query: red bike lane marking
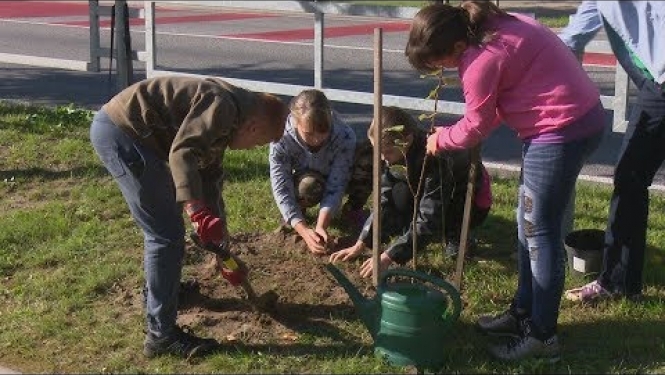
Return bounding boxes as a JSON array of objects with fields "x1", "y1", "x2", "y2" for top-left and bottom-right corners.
[
  {"x1": 229, "y1": 22, "x2": 616, "y2": 67},
  {"x1": 0, "y1": 1, "x2": 89, "y2": 17},
  {"x1": 583, "y1": 52, "x2": 616, "y2": 67},
  {"x1": 1, "y1": 1, "x2": 617, "y2": 67},
  {"x1": 0, "y1": 0, "x2": 182, "y2": 20},
  {"x1": 225, "y1": 21, "x2": 411, "y2": 41}
]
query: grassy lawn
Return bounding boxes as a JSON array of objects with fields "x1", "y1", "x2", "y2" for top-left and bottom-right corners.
[{"x1": 1, "y1": 102, "x2": 664, "y2": 374}]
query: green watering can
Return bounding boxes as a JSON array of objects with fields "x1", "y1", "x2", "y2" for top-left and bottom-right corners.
[{"x1": 325, "y1": 264, "x2": 462, "y2": 372}]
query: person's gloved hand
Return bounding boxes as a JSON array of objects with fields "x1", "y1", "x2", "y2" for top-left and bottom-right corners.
[
  {"x1": 185, "y1": 200, "x2": 224, "y2": 245},
  {"x1": 217, "y1": 253, "x2": 248, "y2": 286}
]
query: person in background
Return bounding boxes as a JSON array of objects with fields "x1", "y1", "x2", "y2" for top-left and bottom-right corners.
[
  {"x1": 559, "y1": 1, "x2": 665, "y2": 303},
  {"x1": 558, "y1": 0, "x2": 602, "y2": 63},
  {"x1": 269, "y1": 89, "x2": 372, "y2": 256},
  {"x1": 404, "y1": 1, "x2": 605, "y2": 362},
  {"x1": 329, "y1": 106, "x2": 492, "y2": 277},
  {"x1": 90, "y1": 76, "x2": 288, "y2": 359}
]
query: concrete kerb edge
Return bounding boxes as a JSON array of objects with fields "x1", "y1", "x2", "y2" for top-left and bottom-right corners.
[
  {"x1": 484, "y1": 161, "x2": 665, "y2": 192},
  {"x1": 0, "y1": 365, "x2": 20, "y2": 375}
]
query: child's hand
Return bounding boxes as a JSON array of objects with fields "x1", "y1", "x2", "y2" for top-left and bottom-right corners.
[
  {"x1": 294, "y1": 221, "x2": 327, "y2": 256},
  {"x1": 314, "y1": 227, "x2": 329, "y2": 246},
  {"x1": 302, "y1": 228, "x2": 328, "y2": 256},
  {"x1": 359, "y1": 252, "x2": 393, "y2": 278},
  {"x1": 426, "y1": 128, "x2": 442, "y2": 155},
  {"x1": 329, "y1": 241, "x2": 365, "y2": 263}
]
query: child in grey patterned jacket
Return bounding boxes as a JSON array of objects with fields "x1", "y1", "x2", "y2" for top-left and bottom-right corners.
[{"x1": 269, "y1": 89, "x2": 372, "y2": 256}]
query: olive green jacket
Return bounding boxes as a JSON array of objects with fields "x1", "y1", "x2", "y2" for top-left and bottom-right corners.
[{"x1": 103, "y1": 76, "x2": 258, "y2": 209}]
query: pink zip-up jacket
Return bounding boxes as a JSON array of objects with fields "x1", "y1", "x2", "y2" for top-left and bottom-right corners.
[{"x1": 437, "y1": 13, "x2": 601, "y2": 150}]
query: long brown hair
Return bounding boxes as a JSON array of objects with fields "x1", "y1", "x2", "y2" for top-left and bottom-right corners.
[
  {"x1": 405, "y1": 0, "x2": 511, "y2": 73},
  {"x1": 367, "y1": 106, "x2": 423, "y2": 146}
]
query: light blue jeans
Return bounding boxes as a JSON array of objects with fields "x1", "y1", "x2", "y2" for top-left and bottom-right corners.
[
  {"x1": 90, "y1": 109, "x2": 185, "y2": 338},
  {"x1": 514, "y1": 129, "x2": 604, "y2": 337}
]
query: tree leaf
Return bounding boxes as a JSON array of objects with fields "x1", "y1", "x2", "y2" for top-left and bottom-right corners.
[{"x1": 384, "y1": 125, "x2": 404, "y2": 134}]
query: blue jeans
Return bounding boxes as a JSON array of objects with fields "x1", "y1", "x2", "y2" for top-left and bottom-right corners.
[
  {"x1": 514, "y1": 129, "x2": 604, "y2": 336},
  {"x1": 600, "y1": 79, "x2": 665, "y2": 297},
  {"x1": 90, "y1": 109, "x2": 185, "y2": 338}
]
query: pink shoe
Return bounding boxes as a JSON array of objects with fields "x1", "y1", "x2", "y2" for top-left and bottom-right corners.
[{"x1": 564, "y1": 280, "x2": 614, "y2": 302}]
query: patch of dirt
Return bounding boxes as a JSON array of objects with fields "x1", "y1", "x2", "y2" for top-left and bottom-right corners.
[{"x1": 176, "y1": 231, "x2": 377, "y2": 347}]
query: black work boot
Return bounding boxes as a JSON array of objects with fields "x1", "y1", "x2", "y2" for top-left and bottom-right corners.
[
  {"x1": 144, "y1": 326, "x2": 218, "y2": 360},
  {"x1": 476, "y1": 303, "x2": 528, "y2": 338}
]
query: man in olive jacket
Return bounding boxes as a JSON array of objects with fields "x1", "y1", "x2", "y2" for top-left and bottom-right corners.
[{"x1": 90, "y1": 76, "x2": 288, "y2": 359}]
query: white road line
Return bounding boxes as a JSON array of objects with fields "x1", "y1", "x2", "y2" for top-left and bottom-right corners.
[
  {"x1": 1, "y1": 18, "x2": 618, "y2": 62},
  {"x1": 1, "y1": 14, "x2": 618, "y2": 62},
  {"x1": 0, "y1": 18, "x2": 410, "y2": 54}
]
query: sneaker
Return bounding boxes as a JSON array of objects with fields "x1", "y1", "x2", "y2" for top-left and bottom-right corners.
[
  {"x1": 488, "y1": 323, "x2": 560, "y2": 363},
  {"x1": 445, "y1": 238, "x2": 476, "y2": 258},
  {"x1": 144, "y1": 326, "x2": 218, "y2": 360},
  {"x1": 476, "y1": 306, "x2": 527, "y2": 338},
  {"x1": 445, "y1": 241, "x2": 460, "y2": 258},
  {"x1": 564, "y1": 280, "x2": 614, "y2": 302}
]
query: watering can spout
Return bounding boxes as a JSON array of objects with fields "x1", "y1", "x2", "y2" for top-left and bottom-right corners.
[{"x1": 325, "y1": 263, "x2": 378, "y2": 336}]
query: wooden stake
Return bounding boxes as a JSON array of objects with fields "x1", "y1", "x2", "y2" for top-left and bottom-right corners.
[
  {"x1": 453, "y1": 144, "x2": 481, "y2": 290},
  {"x1": 372, "y1": 28, "x2": 383, "y2": 287}
]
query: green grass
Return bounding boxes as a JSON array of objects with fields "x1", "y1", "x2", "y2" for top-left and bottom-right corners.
[{"x1": 1, "y1": 101, "x2": 664, "y2": 373}]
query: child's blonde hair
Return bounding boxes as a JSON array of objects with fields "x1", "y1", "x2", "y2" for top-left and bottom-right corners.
[
  {"x1": 367, "y1": 106, "x2": 423, "y2": 146},
  {"x1": 289, "y1": 89, "x2": 332, "y2": 133}
]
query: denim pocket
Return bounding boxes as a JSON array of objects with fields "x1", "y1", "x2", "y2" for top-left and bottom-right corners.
[
  {"x1": 123, "y1": 145, "x2": 146, "y2": 179},
  {"x1": 97, "y1": 148, "x2": 127, "y2": 178},
  {"x1": 126, "y1": 153, "x2": 145, "y2": 178},
  {"x1": 97, "y1": 145, "x2": 145, "y2": 179}
]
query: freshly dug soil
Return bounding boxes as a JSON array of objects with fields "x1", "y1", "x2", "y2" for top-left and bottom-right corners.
[{"x1": 176, "y1": 231, "x2": 378, "y2": 346}]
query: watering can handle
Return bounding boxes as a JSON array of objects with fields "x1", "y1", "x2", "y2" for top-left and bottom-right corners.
[{"x1": 381, "y1": 268, "x2": 462, "y2": 322}]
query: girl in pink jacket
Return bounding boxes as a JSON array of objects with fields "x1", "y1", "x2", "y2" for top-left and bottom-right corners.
[{"x1": 405, "y1": 1, "x2": 605, "y2": 362}]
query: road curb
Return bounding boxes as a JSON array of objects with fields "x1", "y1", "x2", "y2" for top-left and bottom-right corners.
[{"x1": 0, "y1": 365, "x2": 20, "y2": 374}]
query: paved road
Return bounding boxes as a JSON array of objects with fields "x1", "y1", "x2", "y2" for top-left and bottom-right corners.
[{"x1": 0, "y1": 0, "x2": 663, "y2": 190}]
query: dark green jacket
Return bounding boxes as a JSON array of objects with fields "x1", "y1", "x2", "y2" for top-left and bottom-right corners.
[{"x1": 358, "y1": 132, "x2": 486, "y2": 265}]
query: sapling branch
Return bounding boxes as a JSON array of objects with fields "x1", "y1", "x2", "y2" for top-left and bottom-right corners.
[{"x1": 409, "y1": 69, "x2": 446, "y2": 270}]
